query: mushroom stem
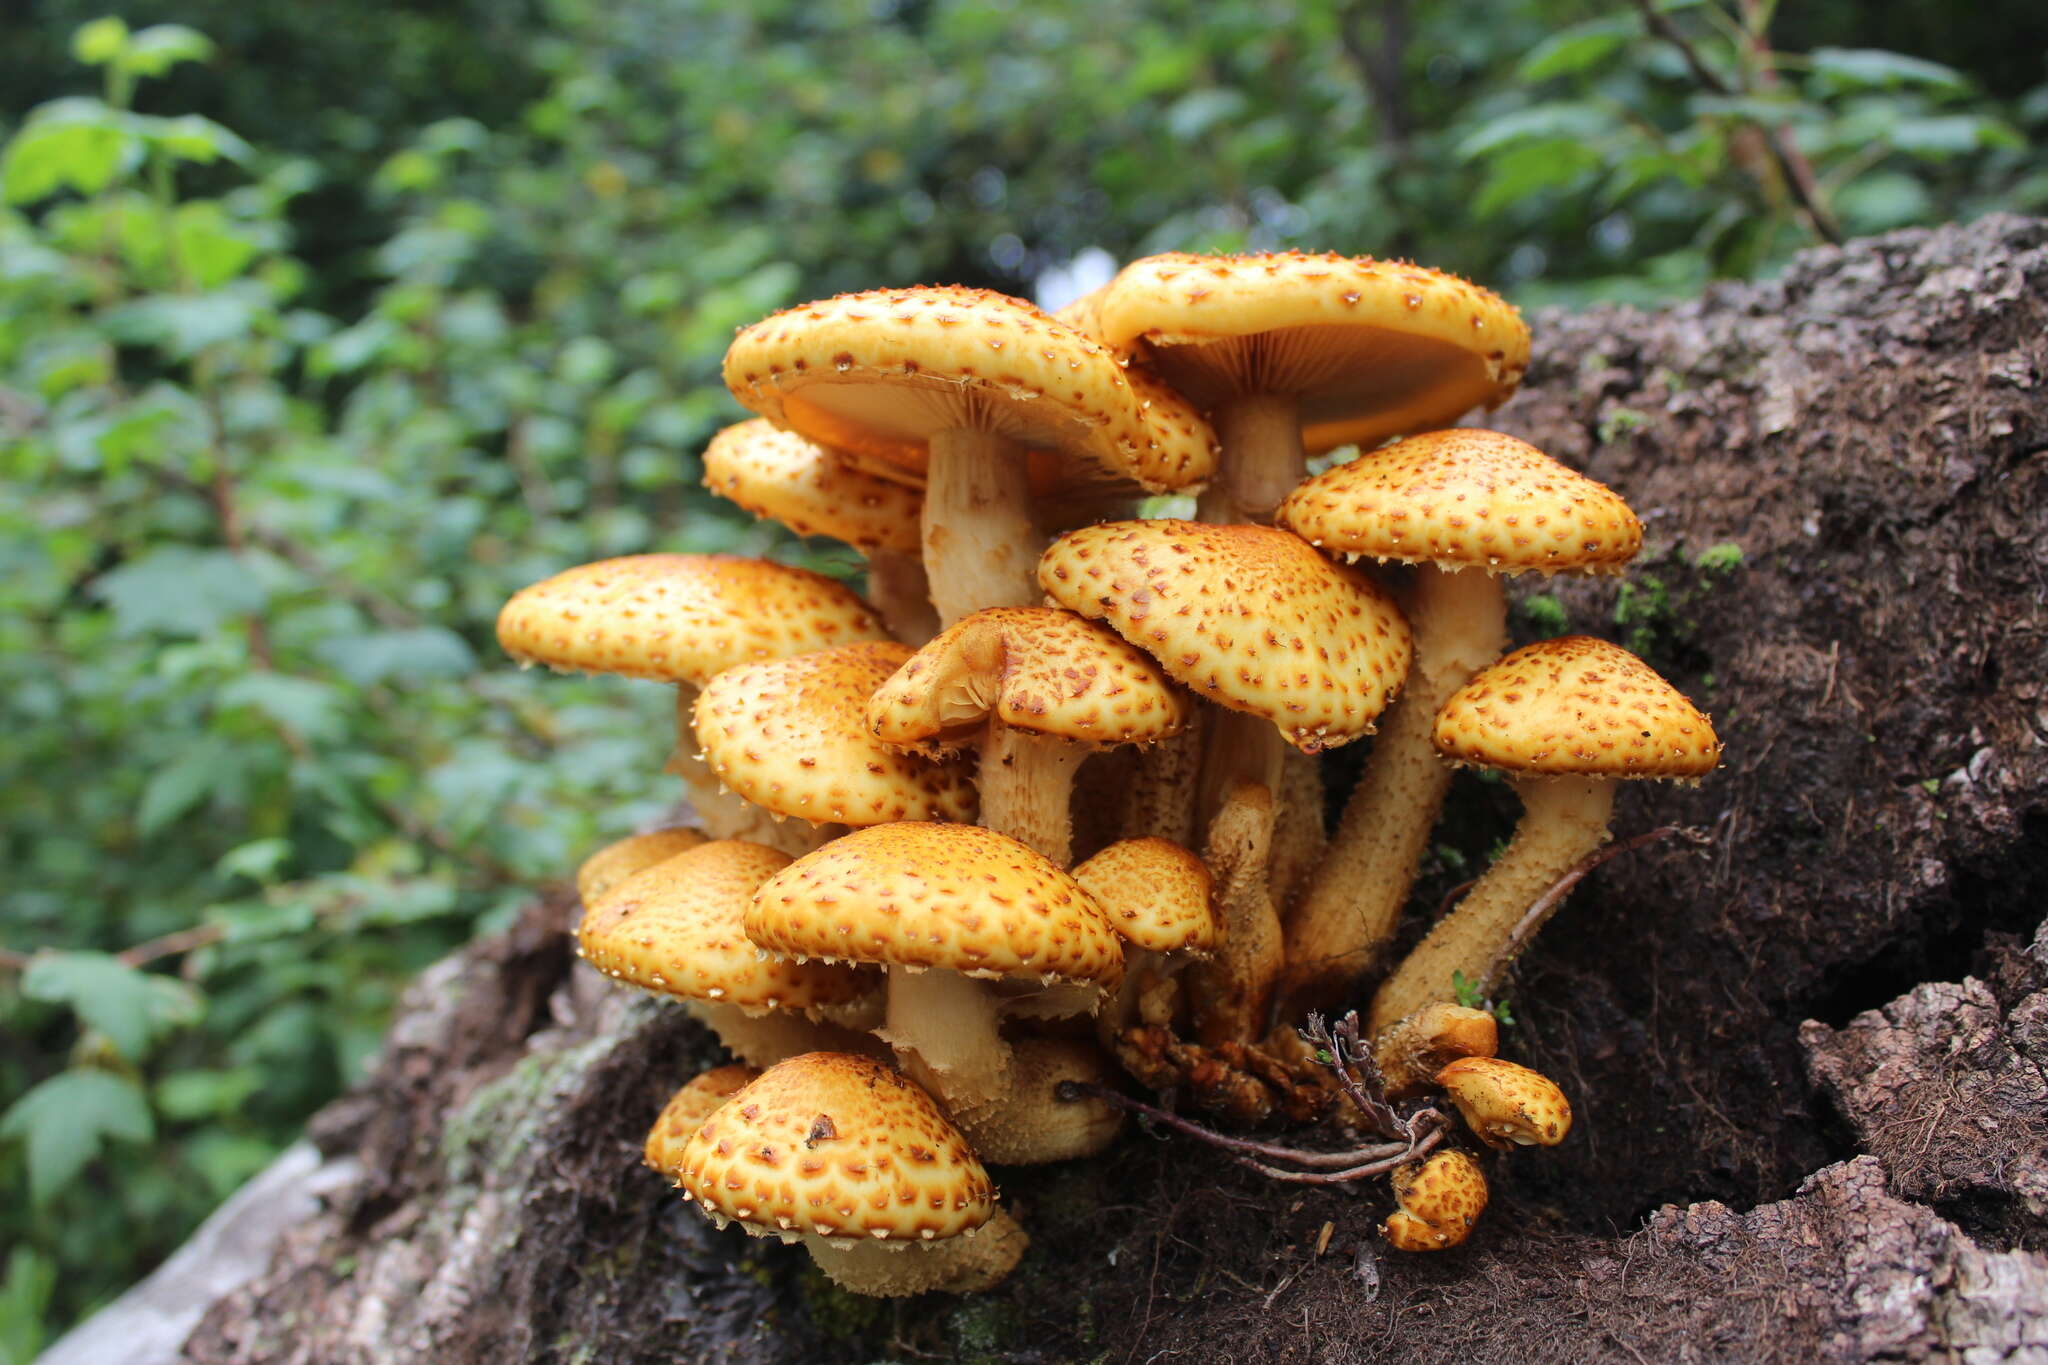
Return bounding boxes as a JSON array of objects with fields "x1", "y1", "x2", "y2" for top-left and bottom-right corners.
[
  {"x1": 977, "y1": 721, "x2": 1089, "y2": 865},
  {"x1": 953, "y1": 1037, "x2": 1124, "y2": 1165},
  {"x1": 665, "y1": 688, "x2": 836, "y2": 856},
  {"x1": 1268, "y1": 749, "x2": 1327, "y2": 914},
  {"x1": 1196, "y1": 707, "x2": 1286, "y2": 834},
  {"x1": 1281, "y1": 565, "x2": 1507, "y2": 1015},
  {"x1": 1188, "y1": 780, "x2": 1285, "y2": 1045},
  {"x1": 1116, "y1": 715, "x2": 1205, "y2": 845},
  {"x1": 1369, "y1": 775, "x2": 1615, "y2": 1036},
  {"x1": 923, "y1": 429, "x2": 1038, "y2": 626},
  {"x1": 1196, "y1": 392, "x2": 1304, "y2": 525},
  {"x1": 801, "y1": 1208, "x2": 1029, "y2": 1297},
  {"x1": 863, "y1": 548, "x2": 940, "y2": 646},
  {"x1": 880, "y1": 965, "x2": 1011, "y2": 1112},
  {"x1": 689, "y1": 1001, "x2": 888, "y2": 1069}
]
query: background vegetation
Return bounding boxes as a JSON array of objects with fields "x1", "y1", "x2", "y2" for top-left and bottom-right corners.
[{"x1": 1, "y1": 0, "x2": 2041, "y2": 1353}]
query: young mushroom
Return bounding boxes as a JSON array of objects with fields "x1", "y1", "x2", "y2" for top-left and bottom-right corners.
[
  {"x1": 724, "y1": 287, "x2": 1216, "y2": 626},
  {"x1": 1369, "y1": 636, "x2": 1722, "y2": 1035},
  {"x1": 675, "y1": 1051, "x2": 1029, "y2": 1296},
  {"x1": 694, "y1": 641, "x2": 976, "y2": 835},
  {"x1": 1037, "y1": 518, "x2": 1411, "y2": 859},
  {"x1": 1382, "y1": 1149, "x2": 1489, "y2": 1252},
  {"x1": 644, "y1": 1065, "x2": 761, "y2": 1179},
  {"x1": 1070, "y1": 835, "x2": 1218, "y2": 1046},
  {"x1": 865, "y1": 606, "x2": 1195, "y2": 866},
  {"x1": 496, "y1": 553, "x2": 891, "y2": 854},
  {"x1": 745, "y1": 822, "x2": 1126, "y2": 1164},
  {"x1": 578, "y1": 839, "x2": 883, "y2": 1066},
  {"x1": 1436, "y1": 1056, "x2": 1573, "y2": 1149},
  {"x1": 701, "y1": 418, "x2": 938, "y2": 644},
  {"x1": 576, "y1": 826, "x2": 707, "y2": 906},
  {"x1": 1063, "y1": 252, "x2": 1529, "y2": 524},
  {"x1": 1275, "y1": 429, "x2": 1643, "y2": 1017}
]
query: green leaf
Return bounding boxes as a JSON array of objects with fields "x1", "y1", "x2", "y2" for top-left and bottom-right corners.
[
  {"x1": 216, "y1": 837, "x2": 292, "y2": 885},
  {"x1": 1835, "y1": 170, "x2": 1934, "y2": 232},
  {"x1": 136, "y1": 114, "x2": 252, "y2": 166},
  {"x1": 71, "y1": 17, "x2": 130, "y2": 67},
  {"x1": 0, "y1": 1247, "x2": 57, "y2": 1364},
  {"x1": 1886, "y1": 115, "x2": 2026, "y2": 157},
  {"x1": 154, "y1": 1068, "x2": 261, "y2": 1122},
  {"x1": 1, "y1": 1071, "x2": 155, "y2": 1205},
  {"x1": 137, "y1": 738, "x2": 230, "y2": 835},
  {"x1": 92, "y1": 546, "x2": 268, "y2": 637},
  {"x1": 1458, "y1": 102, "x2": 1608, "y2": 160},
  {"x1": 119, "y1": 25, "x2": 216, "y2": 79},
  {"x1": 1473, "y1": 139, "x2": 1601, "y2": 217},
  {"x1": 1, "y1": 114, "x2": 139, "y2": 204},
  {"x1": 218, "y1": 673, "x2": 346, "y2": 745},
  {"x1": 1810, "y1": 47, "x2": 1970, "y2": 97},
  {"x1": 21, "y1": 952, "x2": 203, "y2": 1061},
  {"x1": 101, "y1": 292, "x2": 259, "y2": 357},
  {"x1": 1517, "y1": 21, "x2": 1631, "y2": 82}
]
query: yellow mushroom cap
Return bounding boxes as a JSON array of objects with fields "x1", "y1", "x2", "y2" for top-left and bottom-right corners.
[
  {"x1": 1037, "y1": 519, "x2": 1413, "y2": 753},
  {"x1": 866, "y1": 607, "x2": 1195, "y2": 753},
  {"x1": 575, "y1": 827, "x2": 707, "y2": 906},
  {"x1": 1070, "y1": 837, "x2": 1217, "y2": 954},
  {"x1": 1276, "y1": 429, "x2": 1643, "y2": 576},
  {"x1": 496, "y1": 554, "x2": 889, "y2": 684},
  {"x1": 702, "y1": 418, "x2": 924, "y2": 556},
  {"x1": 578, "y1": 840, "x2": 874, "y2": 1013},
  {"x1": 723, "y1": 286, "x2": 1217, "y2": 496},
  {"x1": 1432, "y1": 636, "x2": 1722, "y2": 780},
  {"x1": 1436, "y1": 1056, "x2": 1574, "y2": 1149},
  {"x1": 644, "y1": 1065, "x2": 761, "y2": 1179},
  {"x1": 747, "y1": 822, "x2": 1124, "y2": 986},
  {"x1": 1076, "y1": 251, "x2": 1530, "y2": 454},
  {"x1": 1383, "y1": 1149, "x2": 1489, "y2": 1251},
  {"x1": 695, "y1": 642, "x2": 977, "y2": 827},
  {"x1": 677, "y1": 1051, "x2": 996, "y2": 1242}
]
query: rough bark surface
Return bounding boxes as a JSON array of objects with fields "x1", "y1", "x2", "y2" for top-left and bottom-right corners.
[{"x1": 149, "y1": 215, "x2": 2048, "y2": 1364}]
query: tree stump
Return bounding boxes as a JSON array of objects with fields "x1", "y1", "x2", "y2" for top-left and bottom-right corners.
[{"x1": 64, "y1": 214, "x2": 2048, "y2": 1365}]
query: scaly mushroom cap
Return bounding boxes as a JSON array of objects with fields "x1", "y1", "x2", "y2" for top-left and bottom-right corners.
[
  {"x1": 695, "y1": 642, "x2": 977, "y2": 827},
  {"x1": 578, "y1": 840, "x2": 874, "y2": 1013},
  {"x1": 722, "y1": 286, "x2": 1217, "y2": 496},
  {"x1": 1433, "y1": 636, "x2": 1722, "y2": 779},
  {"x1": 1038, "y1": 520, "x2": 1412, "y2": 753},
  {"x1": 702, "y1": 419, "x2": 924, "y2": 555},
  {"x1": 1436, "y1": 1056, "x2": 1574, "y2": 1149},
  {"x1": 747, "y1": 822, "x2": 1123, "y2": 986},
  {"x1": 1276, "y1": 429, "x2": 1643, "y2": 576},
  {"x1": 644, "y1": 1065, "x2": 761, "y2": 1179},
  {"x1": 1383, "y1": 1149, "x2": 1489, "y2": 1251},
  {"x1": 1076, "y1": 252, "x2": 1529, "y2": 453},
  {"x1": 575, "y1": 827, "x2": 707, "y2": 906},
  {"x1": 1070, "y1": 837, "x2": 1217, "y2": 954},
  {"x1": 677, "y1": 1052, "x2": 995, "y2": 1242},
  {"x1": 866, "y1": 607, "x2": 1194, "y2": 754},
  {"x1": 497, "y1": 553, "x2": 889, "y2": 684}
]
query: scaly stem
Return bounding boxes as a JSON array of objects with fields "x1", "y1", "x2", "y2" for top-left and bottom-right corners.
[
  {"x1": 1281, "y1": 565, "x2": 1506, "y2": 1016},
  {"x1": 1195, "y1": 392, "x2": 1305, "y2": 525},
  {"x1": 922, "y1": 430, "x2": 1037, "y2": 626},
  {"x1": 1369, "y1": 775, "x2": 1614, "y2": 1035},
  {"x1": 976, "y1": 721, "x2": 1088, "y2": 866}
]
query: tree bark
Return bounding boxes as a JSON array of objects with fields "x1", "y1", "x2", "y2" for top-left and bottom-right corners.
[{"x1": 126, "y1": 214, "x2": 2048, "y2": 1364}]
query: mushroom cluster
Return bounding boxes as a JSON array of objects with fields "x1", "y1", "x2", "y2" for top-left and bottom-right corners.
[{"x1": 495, "y1": 254, "x2": 1721, "y2": 1289}]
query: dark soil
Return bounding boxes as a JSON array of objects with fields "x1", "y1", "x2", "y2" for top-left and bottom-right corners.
[{"x1": 183, "y1": 215, "x2": 2048, "y2": 1365}]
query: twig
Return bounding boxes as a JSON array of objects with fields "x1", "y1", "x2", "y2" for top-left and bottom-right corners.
[
  {"x1": 118, "y1": 923, "x2": 226, "y2": 968},
  {"x1": 1481, "y1": 824, "x2": 1709, "y2": 987},
  {"x1": 1056, "y1": 1082, "x2": 1408, "y2": 1168},
  {"x1": 1627, "y1": 0, "x2": 1842, "y2": 244}
]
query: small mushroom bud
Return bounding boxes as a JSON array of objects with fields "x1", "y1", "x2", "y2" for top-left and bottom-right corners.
[
  {"x1": 1372, "y1": 1003, "x2": 1499, "y2": 1098},
  {"x1": 1436, "y1": 1056, "x2": 1572, "y2": 1149},
  {"x1": 1382, "y1": 1149, "x2": 1488, "y2": 1252},
  {"x1": 644, "y1": 1065, "x2": 760, "y2": 1179}
]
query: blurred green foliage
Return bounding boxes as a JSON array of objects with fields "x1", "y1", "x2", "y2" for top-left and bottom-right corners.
[{"x1": 0, "y1": 1, "x2": 2040, "y2": 1352}]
